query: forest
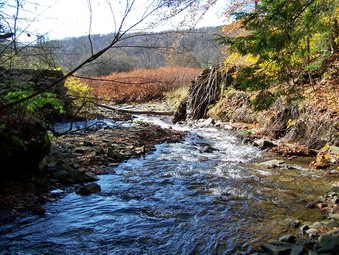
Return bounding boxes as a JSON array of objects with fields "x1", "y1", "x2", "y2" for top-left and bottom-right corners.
[{"x1": 0, "y1": 0, "x2": 338, "y2": 254}]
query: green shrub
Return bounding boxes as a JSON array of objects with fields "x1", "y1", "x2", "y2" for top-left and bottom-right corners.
[{"x1": 5, "y1": 82, "x2": 65, "y2": 120}]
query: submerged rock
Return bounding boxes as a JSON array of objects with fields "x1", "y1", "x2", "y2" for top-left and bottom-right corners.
[
  {"x1": 259, "y1": 160, "x2": 286, "y2": 169},
  {"x1": 261, "y1": 240, "x2": 295, "y2": 254},
  {"x1": 75, "y1": 183, "x2": 101, "y2": 195},
  {"x1": 199, "y1": 145, "x2": 218, "y2": 153},
  {"x1": 33, "y1": 206, "x2": 46, "y2": 216},
  {"x1": 84, "y1": 172, "x2": 99, "y2": 182}
]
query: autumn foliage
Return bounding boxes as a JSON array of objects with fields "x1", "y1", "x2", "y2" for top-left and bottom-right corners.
[{"x1": 81, "y1": 66, "x2": 200, "y2": 103}]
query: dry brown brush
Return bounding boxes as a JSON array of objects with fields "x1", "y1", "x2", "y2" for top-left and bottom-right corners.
[{"x1": 81, "y1": 66, "x2": 200, "y2": 103}]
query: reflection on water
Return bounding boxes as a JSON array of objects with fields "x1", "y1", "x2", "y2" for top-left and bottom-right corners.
[
  {"x1": 52, "y1": 119, "x2": 131, "y2": 133},
  {"x1": 0, "y1": 117, "x2": 332, "y2": 254}
]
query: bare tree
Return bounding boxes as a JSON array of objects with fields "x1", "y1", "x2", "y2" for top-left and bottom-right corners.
[{"x1": 0, "y1": 0, "x2": 220, "y2": 111}]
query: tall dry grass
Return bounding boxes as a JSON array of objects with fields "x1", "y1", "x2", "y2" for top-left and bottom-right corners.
[{"x1": 82, "y1": 66, "x2": 200, "y2": 103}]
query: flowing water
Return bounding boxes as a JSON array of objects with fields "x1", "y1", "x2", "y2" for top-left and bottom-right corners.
[{"x1": 0, "y1": 116, "x2": 334, "y2": 254}]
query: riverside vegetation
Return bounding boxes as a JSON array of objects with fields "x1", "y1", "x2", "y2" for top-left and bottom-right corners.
[
  {"x1": 0, "y1": 0, "x2": 338, "y2": 254},
  {"x1": 0, "y1": 59, "x2": 338, "y2": 253}
]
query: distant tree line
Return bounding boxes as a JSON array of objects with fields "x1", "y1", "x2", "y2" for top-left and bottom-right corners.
[{"x1": 49, "y1": 27, "x2": 224, "y2": 76}]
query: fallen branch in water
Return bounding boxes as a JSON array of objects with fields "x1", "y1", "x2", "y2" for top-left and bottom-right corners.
[{"x1": 96, "y1": 103, "x2": 174, "y2": 116}]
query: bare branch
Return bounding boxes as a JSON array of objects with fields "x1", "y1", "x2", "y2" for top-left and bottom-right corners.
[
  {"x1": 13, "y1": 0, "x2": 21, "y2": 53},
  {"x1": 87, "y1": 0, "x2": 94, "y2": 56},
  {"x1": 0, "y1": 0, "x2": 212, "y2": 110},
  {"x1": 73, "y1": 74, "x2": 162, "y2": 85},
  {"x1": 0, "y1": 32, "x2": 13, "y2": 39},
  {"x1": 0, "y1": 1, "x2": 164, "y2": 110}
]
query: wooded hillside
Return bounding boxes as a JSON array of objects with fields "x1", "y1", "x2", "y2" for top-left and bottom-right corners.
[{"x1": 45, "y1": 27, "x2": 223, "y2": 76}]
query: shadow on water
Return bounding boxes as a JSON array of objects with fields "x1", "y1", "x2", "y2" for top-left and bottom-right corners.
[{"x1": 0, "y1": 117, "x2": 333, "y2": 254}]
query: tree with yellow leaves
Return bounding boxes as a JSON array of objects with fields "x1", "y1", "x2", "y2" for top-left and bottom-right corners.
[{"x1": 216, "y1": 0, "x2": 338, "y2": 109}]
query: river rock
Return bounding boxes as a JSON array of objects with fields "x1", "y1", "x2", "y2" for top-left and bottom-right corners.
[
  {"x1": 38, "y1": 158, "x2": 48, "y2": 172},
  {"x1": 285, "y1": 219, "x2": 301, "y2": 228},
  {"x1": 279, "y1": 234, "x2": 296, "y2": 243},
  {"x1": 299, "y1": 225, "x2": 309, "y2": 233},
  {"x1": 199, "y1": 145, "x2": 218, "y2": 153},
  {"x1": 254, "y1": 139, "x2": 276, "y2": 150},
  {"x1": 290, "y1": 245, "x2": 305, "y2": 255},
  {"x1": 71, "y1": 163, "x2": 80, "y2": 169},
  {"x1": 295, "y1": 239, "x2": 316, "y2": 249},
  {"x1": 123, "y1": 149, "x2": 135, "y2": 157},
  {"x1": 54, "y1": 170, "x2": 69, "y2": 179},
  {"x1": 50, "y1": 189, "x2": 64, "y2": 196},
  {"x1": 75, "y1": 183, "x2": 101, "y2": 195},
  {"x1": 93, "y1": 146, "x2": 104, "y2": 154},
  {"x1": 324, "y1": 187, "x2": 339, "y2": 201},
  {"x1": 329, "y1": 187, "x2": 339, "y2": 193},
  {"x1": 261, "y1": 241, "x2": 296, "y2": 254},
  {"x1": 328, "y1": 146, "x2": 339, "y2": 156},
  {"x1": 33, "y1": 206, "x2": 46, "y2": 216},
  {"x1": 74, "y1": 146, "x2": 89, "y2": 153},
  {"x1": 84, "y1": 172, "x2": 99, "y2": 182},
  {"x1": 135, "y1": 146, "x2": 146, "y2": 154},
  {"x1": 306, "y1": 228, "x2": 319, "y2": 238},
  {"x1": 107, "y1": 147, "x2": 126, "y2": 160},
  {"x1": 242, "y1": 137, "x2": 254, "y2": 145},
  {"x1": 68, "y1": 168, "x2": 85, "y2": 183},
  {"x1": 196, "y1": 118, "x2": 215, "y2": 127},
  {"x1": 198, "y1": 156, "x2": 209, "y2": 162},
  {"x1": 328, "y1": 213, "x2": 339, "y2": 221},
  {"x1": 315, "y1": 230, "x2": 339, "y2": 253},
  {"x1": 325, "y1": 220, "x2": 339, "y2": 228},
  {"x1": 310, "y1": 222, "x2": 324, "y2": 229},
  {"x1": 259, "y1": 160, "x2": 286, "y2": 168},
  {"x1": 60, "y1": 164, "x2": 74, "y2": 172}
]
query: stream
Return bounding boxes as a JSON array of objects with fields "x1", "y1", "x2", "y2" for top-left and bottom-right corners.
[{"x1": 0, "y1": 116, "x2": 333, "y2": 254}]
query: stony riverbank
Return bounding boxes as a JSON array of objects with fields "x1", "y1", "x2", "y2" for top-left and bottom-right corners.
[
  {"x1": 257, "y1": 187, "x2": 339, "y2": 254},
  {"x1": 0, "y1": 115, "x2": 185, "y2": 223},
  {"x1": 1, "y1": 103, "x2": 338, "y2": 254}
]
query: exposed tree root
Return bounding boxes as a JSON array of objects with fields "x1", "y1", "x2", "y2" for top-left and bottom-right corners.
[{"x1": 172, "y1": 66, "x2": 233, "y2": 123}]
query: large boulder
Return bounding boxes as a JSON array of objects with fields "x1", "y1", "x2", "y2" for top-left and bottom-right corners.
[{"x1": 0, "y1": 120, "x2": 51, "y2": 180}]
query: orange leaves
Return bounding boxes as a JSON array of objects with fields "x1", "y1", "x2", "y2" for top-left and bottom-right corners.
[
  {"x1": 310, "y1": 144, "x2": 339, "y2": 170},
  {"x1": 302, "y1": 54, "x2": 339, "y2": 114},
  {"x1": 86, "y1": 66, "x2": 200, "y2": 103},
  {"x1": 270, "y1": 144, "x2": 317, "y2": 157}
]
